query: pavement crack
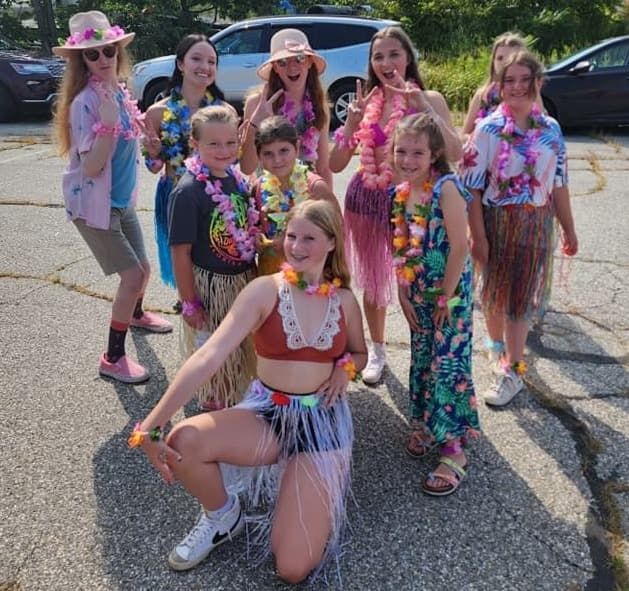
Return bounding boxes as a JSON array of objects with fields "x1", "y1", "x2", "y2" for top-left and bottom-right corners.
[{"x1": 0, "y1": 200, "x2": 154, "y2": 212}]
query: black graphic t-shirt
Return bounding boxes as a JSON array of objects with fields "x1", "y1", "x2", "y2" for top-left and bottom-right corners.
[{"x1": 168, "y1": 170, "x2": 255, "y2": 274}]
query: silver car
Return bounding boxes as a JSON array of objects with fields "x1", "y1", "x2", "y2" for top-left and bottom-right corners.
[{"x1": 130, "y1": 14, "x2": 399, "y2": 127}]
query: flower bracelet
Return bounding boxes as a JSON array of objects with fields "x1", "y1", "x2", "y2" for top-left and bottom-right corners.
[
  {"x1": 181, "y1": 298, "x2": 203, "y2": 317},
  {"x1": 128, "y1": 422, "x2": 162, "y2": 448},
  {"x1": 336, "y1": 352, "x2": 361, "y2": 382},
  {"x1": 333, "y1": 127, "x2": 358, "y2": 151},
  {"x1": 92, "y1": 121, "x2": 117, "y2": 136}
]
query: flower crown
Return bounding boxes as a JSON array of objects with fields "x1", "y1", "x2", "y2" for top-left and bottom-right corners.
[{"x1": 66, "y1": 25, "x2": 126, "y2": 47}]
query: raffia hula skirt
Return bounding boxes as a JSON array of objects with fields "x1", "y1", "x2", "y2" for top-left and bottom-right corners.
[
  {"x1": 344, "y1": 172, "x2": 394, "y2": 308},
  {"x1": 180, "y1": 264, "x2": 257, "y2": 408},
  {"x1": 482, "y1": 202, "x2": 555, "y2": 321},
  {"x1": 225, "y1": 379, "x2": 353, "y2": 585}
]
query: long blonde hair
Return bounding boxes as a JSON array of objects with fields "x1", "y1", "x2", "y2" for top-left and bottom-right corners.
[
  {"x1": 53, "y1": 44, "x2": 132, "y2": 157},
  {"x1": 285, "y1": 200, "x2": 350, "y2": 288},
  {"x1": 479, "y1": 32, "x2": 528, "y2": 98}
]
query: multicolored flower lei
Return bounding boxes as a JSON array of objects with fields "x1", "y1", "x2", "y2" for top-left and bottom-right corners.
[
  {"x1": 89, "y1": 77, "x2": 143, "y2": 140},
  {"x1": 391, "y1": 178, "x2": 434, "y2": 286},
  {"x1": 66, "y1": 25, "x2": 126, "y2": 46},
  {"x1": 281, "y1": 262, "x2": 342, "y2": 297},
  {"x1": 355, "y1": 85, "x2": 411, "y2": 190},
  {"x1": 185, "y1": 154, "x2": 260, "y2": 262},
  {"x1": 495, "y1": 103, "x2": 544, "y2": 200},
  {"x1": 148, "y1": 87, "x2": 219, "y2": 179},
  {"x1": 280, "y1": 92, "x2": 319, "y2": 162},
  {"x1": 475, "y1": 82, "x2": 501, "y2": 124},
  {"x1": 259, "y1": 161, "x2": 310, "y2": 238}
]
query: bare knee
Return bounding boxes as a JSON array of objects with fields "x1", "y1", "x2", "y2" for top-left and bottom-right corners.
[
  {"x1": 167, "y1": 423, "x2": 206, "y2": 459},
  {"x1": 274, "y1": 549, "x2": 318, "y2": 585},
  {"x1": 120, "y1": 265, "x2": 145, "y2": 294}
]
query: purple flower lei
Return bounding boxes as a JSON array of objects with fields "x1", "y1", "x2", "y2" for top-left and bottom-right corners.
[
  {"x1": 184, "y1": 155, "x2": 260, "y2": 261},
  {"x1": 280, "y1": 92, "x2": 319, "y2": 161},
  {"x1": 494, "y1": 103, "x2": 544, "y2": 199}
]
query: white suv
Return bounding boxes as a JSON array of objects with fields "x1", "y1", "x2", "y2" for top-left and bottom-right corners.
[{"x1": 130, "y1": 15, "x2": 398, "y2": 127}]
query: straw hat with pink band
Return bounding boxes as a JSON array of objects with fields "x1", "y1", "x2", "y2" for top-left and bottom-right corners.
[
  {"x1": 257, "y1": 28, "x2": 326, "y2": 81},
  {"x1": 53, "y1": 10, "x2": 135, "y2": 57}
]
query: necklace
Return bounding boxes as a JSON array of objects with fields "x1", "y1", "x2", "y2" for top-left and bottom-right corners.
[
  {"x1": 89, "y1": 78, "x2": 143, "y2": 140},
  {"x1": 495, "y1": 103, "x2": 544, "y2": 199},
  {"x1": 281, "y1": 263, "x2": 342, "y2": 296},
  {"x1": 391, "y1": 177, "x2": 434, "y2": 286},
  {"x1": 279, "y1": 92, "x2": 319, "y2": 162},
  {"x1": 185, "y1": 155, "x2": 259, "y2": 262},
  {"x1": 475, "y1": 82, "x2": 501, "y2": 124},
  {"x1": 158, "y1": 87, "x2": 219, "y2": 179},
  {"x1": 355, "y1": 86, "x2": 410, "y2": 190},
  {"x1": 259, "y1": 162, "x2": 310, "y2": 238}
]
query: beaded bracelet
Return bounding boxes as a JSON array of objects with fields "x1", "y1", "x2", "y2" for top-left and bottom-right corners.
[
  {"x1": 127, "y1": 422, "x2": 162, "y2": 448},
  {"x1": 333, "y1": 127, "x2": 358, "y2": 151},
  {"x1": 92, "y1": 121, "x2": 117, "y2": 136},
  {"x1": 181, "y1": 298, "x2": 203, "y2": 317},
  {"x1": 336, "y1": 352, "x2": 361, "y2": 382}
]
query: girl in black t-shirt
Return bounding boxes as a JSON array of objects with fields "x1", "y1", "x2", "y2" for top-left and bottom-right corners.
[{"x1": 169, "y1": 105, "x2": 259, "y2": 411}]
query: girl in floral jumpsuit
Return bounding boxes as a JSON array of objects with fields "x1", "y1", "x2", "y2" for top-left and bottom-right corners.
[{"x1": 392, "y1": 113, "x2": 480, "y2": 496}]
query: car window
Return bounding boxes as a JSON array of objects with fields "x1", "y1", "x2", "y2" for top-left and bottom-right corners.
[
  {"x1": 215, "y1": 28, "x2": 264, "y2": 56},
  {"x1": 590, "y1": 41, "x2": 629, "y2": 70},
  {"x1": 309, "y1": 23, "x2": 377, "y2": 49}
]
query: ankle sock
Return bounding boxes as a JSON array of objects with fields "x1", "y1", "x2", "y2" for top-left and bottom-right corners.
[
  {"x1": 373, "y1": 342, "x2": 386, "y2": 358},
  {"x1": 106, "y1": 320, "x2": 129, "y2": 363},
  {"x1": 205, "y1": 495, "x2": 236, "y2": 519},
  {"x1": 133, "y1": 295, "x2": 145, "y2": 319}
]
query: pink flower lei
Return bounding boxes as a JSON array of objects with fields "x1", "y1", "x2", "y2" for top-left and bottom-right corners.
[
  {"x1": 185, "y1": 154, "x2": 260, "y2": 262},
  {"x1": 495, "y1": 103, "x2": 545, "y2": 199},
  {"x1": 355, "y1": 85, "x2": 410, "y2": 190},
  {"x1": 89, "y1": 77, "x2": 144, "y2": 140},
  {"x1": 280, "y1": 92, "x2": 319, "y2": 162}
]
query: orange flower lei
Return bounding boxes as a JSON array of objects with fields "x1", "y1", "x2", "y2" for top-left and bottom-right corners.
[
  {"x1": 281, "y1": 263, "x2": 342, "y2": 297},
  {"x1": 391, "y1": 178, "x2": 434, "y2": 286}
]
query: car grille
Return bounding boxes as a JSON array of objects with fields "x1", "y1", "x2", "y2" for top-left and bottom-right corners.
[{"x1": 47, "y1": 62, "x2": 65, "y2": 78}]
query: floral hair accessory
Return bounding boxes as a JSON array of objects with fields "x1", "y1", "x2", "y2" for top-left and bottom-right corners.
[
  {"x1": 128, "y1": 423, "x2": 162, "y2": 448},
  {"x1": 281, "y1": 262, "x2": 342, "y2": 296},
  {"x1": 336, "y1": 353, "x2": 361, "y2": 382}
]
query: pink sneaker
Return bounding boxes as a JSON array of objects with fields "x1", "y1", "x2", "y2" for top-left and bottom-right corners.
[
  {"x1": 99, "y1": 354, "x2": 150, "y2": 384},
  {"x1": 130, "y1": 311, "x2": 173, "y2": 333}
]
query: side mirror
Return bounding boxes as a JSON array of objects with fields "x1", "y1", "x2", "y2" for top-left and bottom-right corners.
[{"x1": 569, "y1": 60, "x2": 592, "y2": 74}]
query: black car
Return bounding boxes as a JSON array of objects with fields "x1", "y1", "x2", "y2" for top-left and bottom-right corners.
[
  {"x1": 0, "y1": 38, "x2": 65, "y2": 122},
  {"x1": 542, "y1": 35, "x2": 629, "y2": 127}
]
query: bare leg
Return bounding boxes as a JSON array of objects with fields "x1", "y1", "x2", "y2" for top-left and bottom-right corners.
[
  {"x1": 168, "y1": 408, "x2": 279, "y2": 511},
  {"x1": 363, "y1": 294, "x2": 386, "y2": 344},
  {"x1": 111, "y1": 264, "x2": 146, "y2": 323},
  {"x1": 271, "y1": 453, "x2": 337, "y2": 584},
  {"x1": 504, "y1": 318, "x2": 529, "y2": 364},
  {"x1": 484, "y1": 308, "x2": 505, "y2": 343}
]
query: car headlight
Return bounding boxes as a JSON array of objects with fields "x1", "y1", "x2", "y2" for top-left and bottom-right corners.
[{"x1": 10, "y1": 63, "x2": 51, "y2": 75}]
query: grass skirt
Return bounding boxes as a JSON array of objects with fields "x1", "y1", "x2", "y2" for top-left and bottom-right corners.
[
  {"x1": 344, "y1": 172, "x2": 393, "y2": 308},
  {"x1": 226, "y1": 379, "x2": 353, "y2": 584},
  {"x1": 154, "y1": 175, "x2": 175, "y2": 288},
  {"x1": 481, "y1": 204, "x2": 555, "y2": 321},
  {"x1": 180, "y1": 265, "x2": 257, "y2": 407}
]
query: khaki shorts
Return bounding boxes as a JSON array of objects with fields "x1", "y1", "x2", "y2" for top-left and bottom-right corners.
[{"x1": 74, "y1": 207, "x2": 147, "y2": 276}]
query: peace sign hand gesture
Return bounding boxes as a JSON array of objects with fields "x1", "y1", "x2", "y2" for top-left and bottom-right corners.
[
  {"x1": 385, "y1": 70, "x2": 431, "y2": 113},
  {"x1": 345, "y1": 79, "x2": 376, "y2": 133},
  {"x1": 251, "y1": 84, "x2": 284, "y2": 126}
]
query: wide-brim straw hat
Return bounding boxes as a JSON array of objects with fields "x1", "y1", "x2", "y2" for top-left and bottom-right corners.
[
  {"x1": 257, "y1": 28, "x2": 326, "y2": 81},
  {"x1": 53, "y1": 10, "x2": 135, "y2": 57}
]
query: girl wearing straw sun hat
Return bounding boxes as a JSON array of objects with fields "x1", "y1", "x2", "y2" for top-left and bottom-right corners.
[
  {"x1": 240, "y1": 28, "x2": 333, "y2": 189},
  {"x1": 53, "y1": 10, "x2": 172, "y2": 384}
]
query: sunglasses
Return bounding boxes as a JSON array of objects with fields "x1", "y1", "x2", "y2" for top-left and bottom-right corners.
[
  {"x1": 83, "y1": 45, "x2": 117, "y2": 62},
  {"x1": 275, "y1": 54, "x2": 307, "y2": 68}
]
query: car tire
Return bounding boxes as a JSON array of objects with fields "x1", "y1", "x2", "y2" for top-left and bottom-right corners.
[
  {"x1": 0, "y1": 84, "x2": 18, "y2": 123},
  {"x1": 143, "y1": 78, "x2": 169, "y2": 110},
  {"x1": 329, "y1": 80, "x2": 360, "y2": 130}
]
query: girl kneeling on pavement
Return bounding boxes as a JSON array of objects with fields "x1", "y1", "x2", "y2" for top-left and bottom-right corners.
[
  {"x1": 168, "y1": 105, "x2": 258, "y2": 411},
  {"x1": 53, "y1": 11, "x2": 172, "y2": 384},
  {"x1": 129, "y1": 200, "x2": 367, "y2": 584},
  {"x1": 392, "y1": 113, "x2": 480, "y2": 496}
]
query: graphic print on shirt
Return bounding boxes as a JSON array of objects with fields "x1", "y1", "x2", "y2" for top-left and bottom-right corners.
[{"x1": 208, "y1": 192, "x2": 249, "y2": 264}]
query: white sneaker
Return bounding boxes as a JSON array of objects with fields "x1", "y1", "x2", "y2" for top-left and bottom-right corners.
[
  {"x1": 484, "y1": 372, "x2": 524, "y2": 407},
  {"x1": 168, "y1": 494, "x2": 244, "y2": 571},
  {"x1": 362, "y1": 343, "x2": 386, "y2": 384}
]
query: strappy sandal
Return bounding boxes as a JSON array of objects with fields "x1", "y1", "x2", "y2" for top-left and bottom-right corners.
[
  {"x1": 422, "y1": 456, "x2": 468, "y2": 497},
  {"x1": 405, "y1": 429, "x2": 436, "y2": 459}
]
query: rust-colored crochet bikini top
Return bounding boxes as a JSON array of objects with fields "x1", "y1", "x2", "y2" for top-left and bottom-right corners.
[{"x1": 254, "y1": 281, "x2": 347, "y2": 363}]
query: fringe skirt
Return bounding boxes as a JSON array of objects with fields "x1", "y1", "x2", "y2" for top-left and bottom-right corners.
[
  {"x1": 154, "y1": 174, "x2": 175, "y2": 288},
  {"x1": 344, "y1": 172, "x2": 393, "y2": 308},
  {"x1": 227, "y1": 379, "x2": 353, "y2": 584},
  {"x1": 481, "y1": 203, "x2": 555, "y2": 321},
  {"x1": 180, "y1": 265, "x2": 257, "y2": 407}
]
